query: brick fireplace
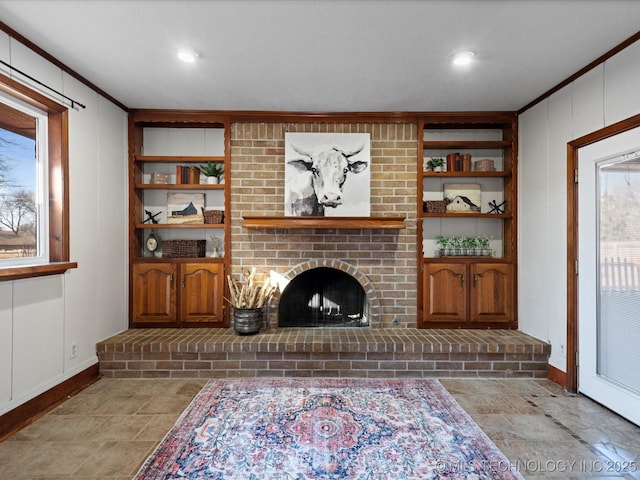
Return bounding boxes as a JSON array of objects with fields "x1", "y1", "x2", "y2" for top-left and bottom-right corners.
[
  {"x1": 230, "y1": 122, "x2": 417, "y2": 328},
  {"x1": 97, "y1": 120, "x2": 552, "y2": 380}
]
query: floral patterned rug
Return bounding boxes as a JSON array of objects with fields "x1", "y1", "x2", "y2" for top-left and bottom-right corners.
[{"x1": 134, "y1": 378, "x2": 523, "y2": 480}]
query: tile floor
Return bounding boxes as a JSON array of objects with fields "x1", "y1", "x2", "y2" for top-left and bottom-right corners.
[{"x1": 0, "y1": 378, "x2": 638, "y2": 479}]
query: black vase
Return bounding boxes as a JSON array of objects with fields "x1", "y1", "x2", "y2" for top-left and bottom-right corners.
[{"x1": 233, "y1": 307, "x2": 263, "y2": 335}]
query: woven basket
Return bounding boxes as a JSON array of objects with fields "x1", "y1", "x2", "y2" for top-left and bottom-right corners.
[
  {"x1": 202, "y1": 209, "x2": 224, "y2": 224},
  {"x1": 424, "y1": 200, "x2": 446, "y2": 213},
  {"x1": 162, "y1": 239, "x2": 206, "y2": 258}
]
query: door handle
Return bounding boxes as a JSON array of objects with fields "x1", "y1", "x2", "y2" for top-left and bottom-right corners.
[
  {"x1": 461, "y1": 274, "x2": 465, "y2": 287},
  {"x1": 473, "y1": 274, "x2": 478, "y2": 288}
]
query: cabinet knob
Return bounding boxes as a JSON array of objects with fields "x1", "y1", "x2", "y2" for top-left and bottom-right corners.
[
  {"x1": 473, "y1": 274, "x2": 478, "y2": 288},
  {"x1": 461, "y1": 274, "x2": 465, "y2": 287}
]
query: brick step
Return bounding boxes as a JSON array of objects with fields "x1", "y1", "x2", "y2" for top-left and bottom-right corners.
[{"x1": 97, "y1": 328, "x2": 550, "y2": 379}]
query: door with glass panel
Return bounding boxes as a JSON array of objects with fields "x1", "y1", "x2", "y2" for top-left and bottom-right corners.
[{"x1": 578, "y1": 129, "x2": 640, "y2": 427}]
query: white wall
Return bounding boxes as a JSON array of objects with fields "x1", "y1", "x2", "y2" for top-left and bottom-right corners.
[
  {"x1": 0, "y1": 33, "x2": 128, "y2": 415},
  {"x1": 518, "y1": 40, "x2": 640, "y2": 372}
]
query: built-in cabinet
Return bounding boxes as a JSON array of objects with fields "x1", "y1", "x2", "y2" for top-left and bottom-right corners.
[
  {"x1": 131, "y1": 262, "x2": 225, "y2": 324},
  {"x1": 423, "y1": 261, "x2": 514, "y2": 323},
  {"x1": 128, "y1": 110, "x2": 230, "y2": 327},
  {"x1": 418, "y1": 113, "x2": 518, "y2": 328}
]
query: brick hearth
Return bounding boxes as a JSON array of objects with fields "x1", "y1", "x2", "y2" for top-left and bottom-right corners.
[{"x1": 97, "y1": 328, "x2": 549, "y2": 379}]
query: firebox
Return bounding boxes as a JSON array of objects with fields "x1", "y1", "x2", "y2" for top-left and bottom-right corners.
[{"x1": 278, "y1": 267, "x2": 369, "y2": 327}]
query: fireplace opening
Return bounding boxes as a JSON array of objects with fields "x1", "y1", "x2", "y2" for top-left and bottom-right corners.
[{"x1": 278, "y1": 267, "x2": 369, "y2": 327}]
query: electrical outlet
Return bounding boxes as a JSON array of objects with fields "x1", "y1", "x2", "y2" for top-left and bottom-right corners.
[
  {"x1": 559, "y1": 344, "x2": 565, "y2": 357},
  {"x1": 70, "y1": 342, "x2": 78, "y2": 359}
]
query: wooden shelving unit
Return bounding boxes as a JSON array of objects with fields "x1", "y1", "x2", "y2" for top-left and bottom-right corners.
[
  {"x1": 128, "y1": 110, "x2": 231, "y2": 328},
  {"x1": 417, "y1": 112, "x2": 518, "y2": 329}
]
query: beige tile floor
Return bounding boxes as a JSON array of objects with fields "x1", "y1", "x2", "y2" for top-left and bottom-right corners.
[{"x1": 0, "y1": 378, "x2": 638, "y2": 479}]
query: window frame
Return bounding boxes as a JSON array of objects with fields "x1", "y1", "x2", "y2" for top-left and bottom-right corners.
[{"x1": 0, "y1": 72, "x2": 76, "y2": 280}]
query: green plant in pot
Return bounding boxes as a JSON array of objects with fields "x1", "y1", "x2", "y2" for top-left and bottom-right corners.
[
  {"x1": 462, "y1": 236, "x2": 477, "y2": 255},
  {"x1": 427, "y1": 157, "x2": 445, "y2": 172},
  {"x1": 436, "y1": 235, "x2": 450, "y2": 256},
  {"x1": 476, "y1": 236, "x2": 491, "y2": 256},
  {"x1": 200, "y1": 162, "x2": 224, "y2": 184}
]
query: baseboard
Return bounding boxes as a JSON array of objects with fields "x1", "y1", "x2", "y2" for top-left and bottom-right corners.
[
  {"x1": 548, "y1": 364, "x2": 566, "y2": 388},
  {"x1": 0, "y1": 363, "x2": 99, "y2": 441}
]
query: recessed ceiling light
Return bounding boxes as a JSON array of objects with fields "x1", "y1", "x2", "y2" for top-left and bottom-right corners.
[
  {"x1": 452, "y1": 50, "x2": 475, "y2": 66},
  {"x1": 177, "y1": 47, "x2": 200, "y2": 63}
]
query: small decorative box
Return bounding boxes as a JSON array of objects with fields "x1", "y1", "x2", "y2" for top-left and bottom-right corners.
[
  {"x1": 151, "y1": 172, "x2": 170, "y2": 184},
  {"x1": 473, "y1": 159, "x2": 495, "y2": 172}
]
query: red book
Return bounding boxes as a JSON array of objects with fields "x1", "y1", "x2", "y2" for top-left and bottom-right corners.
[{"x1": 446, "y1": 153, "x2": 456, "y2": 172}]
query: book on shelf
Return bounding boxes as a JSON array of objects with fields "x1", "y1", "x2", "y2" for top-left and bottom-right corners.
[
  {"x1": 189, "y1": 166, "x2": 201, "y2": 184},
  {"x1": 462, "y1": 153, "x2": 471, "y2": 172},
  {"x1": 175, "y1": 165, "x2": 202, "y2": 184},
  {"x1": 446, "y1": 152, "x2": 468, "y2": 172}
]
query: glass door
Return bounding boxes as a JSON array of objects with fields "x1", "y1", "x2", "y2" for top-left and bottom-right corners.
[{"x1": 579, "y1": 142, "x2": 640, "y2": 427}]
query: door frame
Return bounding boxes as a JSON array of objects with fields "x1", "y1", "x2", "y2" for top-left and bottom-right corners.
[{"x1": 566, "y1": 112, "x2": 640, "y2": 392}]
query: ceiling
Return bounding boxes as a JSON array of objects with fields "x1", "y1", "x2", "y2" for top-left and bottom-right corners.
[{"x1": 1, "y1": 0, "x2": 639, "y2": 113}]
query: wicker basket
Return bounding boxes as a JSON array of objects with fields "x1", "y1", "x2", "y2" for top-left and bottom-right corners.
[
  {"x1": 424, "y1": 200, "x2": 447, "y2": 213},
  {"x1": 162, "y1": 239, "x2": 206, "y2": 258},
  {"x1": 202, "y1": 208, "x2": 224, "y2": 224}
]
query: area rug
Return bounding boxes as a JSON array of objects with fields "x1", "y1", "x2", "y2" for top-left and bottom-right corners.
[{"x1": 134, "y1": 378, "x2": 523, "y2": 479}]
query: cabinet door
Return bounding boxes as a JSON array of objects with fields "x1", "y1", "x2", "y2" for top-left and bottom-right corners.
[
  {"x1": 132, "y1": 263, "x2": 177, "y2": 323},
  {"x1": 423, "y1": 263, "x2": 467, "y2": 322},
  {"x1": 180, "y1": 263, "x2": 225, "y2": 323},
  {"x1": 470, "y1": 263, "x2": 513, "y2": 322}
]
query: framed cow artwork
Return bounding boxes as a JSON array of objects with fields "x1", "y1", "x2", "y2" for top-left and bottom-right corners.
[{"x1": 284, "y1": 132, "x2": 371, "y2": 216}]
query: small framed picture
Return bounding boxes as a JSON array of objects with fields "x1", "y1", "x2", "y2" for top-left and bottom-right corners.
[
  {"x1": 444, "y1": 183, "x2": 481, "y2": 213},
  {"x1": 167, "y1": 193, "x2": 205, "y2": 224}
]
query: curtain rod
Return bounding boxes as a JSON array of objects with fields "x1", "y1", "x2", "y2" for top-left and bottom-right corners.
[{"x1": 0, "y1": 59, "x2": 86, "y2": 109}]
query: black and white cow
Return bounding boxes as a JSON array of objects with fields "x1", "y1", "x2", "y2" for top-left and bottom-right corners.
[{"x1": 285, "y1": 143, "x2": 369, "y2": 216}]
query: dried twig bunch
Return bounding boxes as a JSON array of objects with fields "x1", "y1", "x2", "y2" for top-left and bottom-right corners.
[{"x1": 226, "y1": 267, "x2": 277, "y2": 309}]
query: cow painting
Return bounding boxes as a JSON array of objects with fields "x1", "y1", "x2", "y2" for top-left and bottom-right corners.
[{"x1": 285, "y1": 133, "x2": 371, "y2": 216}]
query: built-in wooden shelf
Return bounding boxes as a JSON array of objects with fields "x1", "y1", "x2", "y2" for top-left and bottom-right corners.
[
  {"x1": 421, "y1": 213, "x2": 510, "y2": 219},
  {"x1": 136, "y1": 223, "x2": 224, "y2": 229},
  {"x1": 134, "y1": 155, "x2": 225, "y2": 163},
  {"x1": 242, "y1": 215, "x2": 406, "y2": 229},
  {"x1": 421, "y1": 171, "x2": 510, "y2": 178},
  {"x1": 422, "y1": 140, "x2": 511, "y2": 149}
]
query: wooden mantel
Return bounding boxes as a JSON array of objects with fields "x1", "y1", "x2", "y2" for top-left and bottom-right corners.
[{"x1": 242, "y1": 215, "x2": 406, "y2": 229}]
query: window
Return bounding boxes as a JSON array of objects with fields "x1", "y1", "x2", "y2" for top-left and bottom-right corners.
[
  {"x1": 0, "y1": 73, "x2": 75, "y2": 280},
  {"x1": 0, "y1": 94, "x2": 47, "y2": 264}
]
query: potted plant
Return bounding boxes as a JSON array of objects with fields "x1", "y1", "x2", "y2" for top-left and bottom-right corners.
[
  {"x1": 462, "y1": 237, "x2": 477, "y2": 256},
  {"x1": 476, "y1": 236, "x2": 491, "y2": 256},
  {"x1": 227, "y1": 268, "x2": 277, "y2": 335},
  {"x1": 427, "y1": 157, "x2": 445, "y2": 172},
  {"x1": 436, "y1": 235, "x2": 450, "y2": 256},
  {"x1": 200, "y1": 162, "x2": 224, "y2": 184}
]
